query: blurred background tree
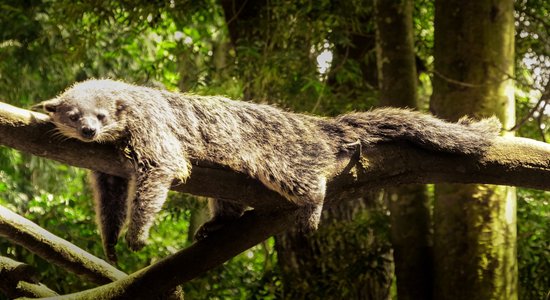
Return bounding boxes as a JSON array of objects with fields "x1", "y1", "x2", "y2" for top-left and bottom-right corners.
[
  {"x1": 0, "y1": 0, "x2": 548, "y2": 299},
  {"x1": 431, "y1": 1, "x2": 517, "y2": 299}
]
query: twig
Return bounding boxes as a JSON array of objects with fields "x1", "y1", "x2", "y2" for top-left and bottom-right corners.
[
  {"x1": 536, "y1": 100, "x2": 548, "y2": 143},
  {"x1": 224, "y1": 0, "x2": 251, "y2": 27},
  {"x1": 431, "y1": 69, "x2": 485, "y2": 88},
  {"x1": 509, "y1": 79, "x2": 550, "y2": 132}
]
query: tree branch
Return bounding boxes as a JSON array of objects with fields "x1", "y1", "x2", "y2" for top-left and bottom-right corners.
[
  {"x1": 1, "y1": 101, "x2": 549, "y2": 207},
  {"x1": 0, "y1": 255, "x2": 58, "y2": 298},
  {"x1": 0, "y1": 205, "x2": 127, "y2": 284},
  {"x1": 0, "y1": 205, "x2": 183, "y2": 300}
]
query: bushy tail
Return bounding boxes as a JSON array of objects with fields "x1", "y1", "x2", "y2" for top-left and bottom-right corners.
[{"x1": 335, "y1": 107, "x2": 501, "y2": 154}]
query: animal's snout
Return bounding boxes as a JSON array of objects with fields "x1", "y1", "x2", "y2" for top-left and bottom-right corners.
[{"x1": 81, "y1": 126, "x2": 97, "y2": 139}]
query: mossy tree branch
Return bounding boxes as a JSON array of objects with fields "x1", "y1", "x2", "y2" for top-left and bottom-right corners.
[
  {"x1": 0, "y1": 256, "x2": 58, "y2": 298},
  {"x1": 0, "y1": 205, "x2": 184, "y2": 299},
  {"x1": 0, "y1": 205, "x2": 127, "y2": 284},
  {"x1": 1, "y1": 102, "x2": 549, "y2": 204}
]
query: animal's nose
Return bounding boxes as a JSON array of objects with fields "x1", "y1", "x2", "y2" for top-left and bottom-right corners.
[{"x1": 81, "y1": 127, "x2": 96, "y2": 139}]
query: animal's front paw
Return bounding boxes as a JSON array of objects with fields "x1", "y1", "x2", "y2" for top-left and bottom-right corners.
[
  {"x1": 194, "y1": 220, "x2": 220, "y2": 241},
  {"x1": 194, "y1": 218, "x2": 234, "y2": 241},
  {"x1": 125, "y1": 231, "x2": 148, "y2": 251}
]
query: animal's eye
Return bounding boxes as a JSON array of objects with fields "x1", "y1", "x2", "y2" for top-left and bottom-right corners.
[
  {"x1": 97, "y1": 113, "x2": 106, "y2": 121},
  {"x1": 69, "y1": 114, "x2": 79, "y2": 122}
]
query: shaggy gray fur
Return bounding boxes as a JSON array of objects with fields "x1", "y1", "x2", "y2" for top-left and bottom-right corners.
[{"x1": 37, "y1": 79, "x2": 501, "y2": 261}]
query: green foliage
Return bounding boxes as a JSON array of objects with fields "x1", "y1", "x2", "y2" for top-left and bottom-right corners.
[
  {"x1": 514, "y1": 0, "x2": 550, "y2": 141},
  {"x1": 0, "y1": 150, "x2": 99, "y2": 293},
  {"x1": 517, "y1": 189, "x2": 550, "y2": 300},
  {"x1": 0, "y1": 0, "x2": 549, "y2": 298},
  {"x1": 513, "y1": 3, "x2": 550, "y2": 298},
  {"x1": 183, "y1": 238, "x2": 282, "y2": 299},
  {"x1": 515, "y1": 88, "x2": 549, "y2": 141}
]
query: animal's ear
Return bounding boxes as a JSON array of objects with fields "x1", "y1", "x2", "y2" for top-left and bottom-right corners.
[
  {"x1": 115, "y1": 99, "x2": 127, "y2": 112},
  {"x1": 32, "y1": 98, "x2": 62, "y2": 113}
]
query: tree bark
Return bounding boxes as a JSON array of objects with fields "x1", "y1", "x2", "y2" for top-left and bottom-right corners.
[
  {"x1": 431, "y1": 0, "x2": 517, "y2": 299},
  {"x1": 374, "y1": 0, "x2": 433, "y2": 299}
]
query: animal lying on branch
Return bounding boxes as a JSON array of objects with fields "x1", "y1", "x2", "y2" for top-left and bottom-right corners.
[{"x1": 33, "y1": 79, "x2": 501, "y2": 262}]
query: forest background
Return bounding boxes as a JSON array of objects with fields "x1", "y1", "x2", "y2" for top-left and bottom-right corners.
[{"x1": 0, "y1": 0, "x2": 548, "y2": 299}]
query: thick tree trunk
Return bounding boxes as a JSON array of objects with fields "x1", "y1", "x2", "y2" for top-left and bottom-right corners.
[
  {"x1": 431, "y1": 1, "x2": 517, "y2": 299},
  {"x1": 375, "y1": 0, "x2": 418, "y2": 108},
  {"x1": 374, "y1": 1, "x2": 433, "y2": 299}
]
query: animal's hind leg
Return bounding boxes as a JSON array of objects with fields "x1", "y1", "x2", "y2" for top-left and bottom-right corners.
[
  {"x1": 296, "y1": 202, "x2": 324, "y2": 232},
  {"x1": 89, "y1": 171, "x2": 129, "y2": 263},
  {"x1": 290, "y1": 176, "x2": 327, "y2": 232},
  {"x1": 194, "y1": 199, "x2": 246, "y2": 240}
]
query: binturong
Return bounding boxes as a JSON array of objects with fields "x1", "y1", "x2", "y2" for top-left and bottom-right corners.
[{"x1": 34, "y1": 79, "x2": 501, "y2": 263}]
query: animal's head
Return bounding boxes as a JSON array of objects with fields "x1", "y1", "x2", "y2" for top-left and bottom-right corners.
[{"x1": 34, "y1": 79, "x2": 130, "y2": 143}]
